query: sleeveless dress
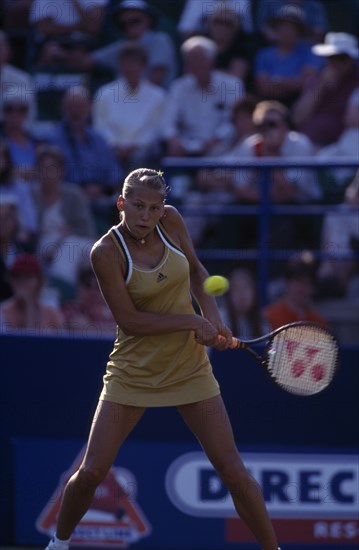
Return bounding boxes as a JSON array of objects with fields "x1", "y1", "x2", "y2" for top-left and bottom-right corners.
[{"x1": 99, "y1": 223, "x2": 220, "y2": 407}]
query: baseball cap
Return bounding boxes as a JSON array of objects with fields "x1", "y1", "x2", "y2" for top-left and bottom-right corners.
[
  {"x1": 271, "y1": 4, "x2": 307, "y2": 32},
  {"x1": 312, "y1": 32, "x2": 359, "y2": 59},
  {"x1": 9, "y1": 254, "x2": 43, "y2": 278},
  {"x1": 113, "y1": 0, "x2": 158, "y2": 25}
]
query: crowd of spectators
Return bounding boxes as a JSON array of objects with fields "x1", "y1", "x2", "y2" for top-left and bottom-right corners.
[{"x1": 0, "y1": 0, "x2": 358, "y2": 340}]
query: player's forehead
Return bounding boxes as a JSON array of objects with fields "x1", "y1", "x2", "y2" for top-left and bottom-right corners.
[{"x1": 128, "y1": 186, "x2": 164, "y2": 205}]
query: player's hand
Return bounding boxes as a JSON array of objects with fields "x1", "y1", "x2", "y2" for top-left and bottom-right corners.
[
  {"x1": 194, "y1": 317, "x2": 218, "y2": 346},
  {"x1": 212, "y1": 324, "x2": 233, "y2": 350}
]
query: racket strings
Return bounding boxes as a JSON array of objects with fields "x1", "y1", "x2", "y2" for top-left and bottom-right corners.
[{"x1": 266, "y1": 326, "x2": 338, "y2": 396}]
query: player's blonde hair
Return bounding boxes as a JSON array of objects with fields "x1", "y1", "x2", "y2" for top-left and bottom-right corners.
[{"x1": 122, "y1": 168, "x2": 169, "y2": 198}]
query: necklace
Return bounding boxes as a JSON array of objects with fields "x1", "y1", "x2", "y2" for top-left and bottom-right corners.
[{"x1": 120, "y1": 223, "x2": 152, "y2": 245}]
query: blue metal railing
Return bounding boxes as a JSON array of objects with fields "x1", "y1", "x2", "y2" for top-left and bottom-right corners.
[{"x1": 162, "y1": 157, "x2": 359, "y2": 304}]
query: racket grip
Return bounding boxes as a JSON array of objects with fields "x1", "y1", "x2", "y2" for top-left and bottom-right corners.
[
  {"x1": 229, "y1": 337, "x2": 243, "y2": 349},
  {"x1": 217, "y1": 336, "x2": 245, "y2": 349}
]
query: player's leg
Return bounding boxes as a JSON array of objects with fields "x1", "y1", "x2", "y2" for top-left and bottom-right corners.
[
  {"x1": 177, "y1": 394, "x2": 279, "y2": 550},
  {"x1": 55, "y1": 400, "x2": 146, "y2": 541}
]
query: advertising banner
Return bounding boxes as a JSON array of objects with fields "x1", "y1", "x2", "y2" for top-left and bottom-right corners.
[{"x1": 13, "y1": 438, "x2": 359, "y2": 548}]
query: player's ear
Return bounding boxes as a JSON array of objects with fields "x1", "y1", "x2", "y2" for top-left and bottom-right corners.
[{"x1": 117, "y1": 195, "x2": 124, "y2": 211}]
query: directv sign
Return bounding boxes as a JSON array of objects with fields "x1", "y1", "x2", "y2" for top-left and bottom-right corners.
[
  {"x1": 165, "y1": 452, "x2": 359, "y2": 519},
  {"x1": 13, "y1": 439, "x2": 359, "y2": 548}
]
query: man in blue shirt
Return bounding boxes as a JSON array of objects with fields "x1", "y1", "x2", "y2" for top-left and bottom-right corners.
[{"x1": 254, "y1": 5, "x2": 322, "y2": 108}]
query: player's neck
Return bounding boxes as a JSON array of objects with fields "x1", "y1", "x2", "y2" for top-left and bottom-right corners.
[{"x1": 120, "y1": 222, "x2": 155, "y2": 246}]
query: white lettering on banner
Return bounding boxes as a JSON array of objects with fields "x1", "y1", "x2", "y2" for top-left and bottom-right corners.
[
  {"x1": 165, "y1": 452, "x2": 359, "y2": 518},
  {"x1": 314, "y1": 521, "x2": 359, "y2": 539}
]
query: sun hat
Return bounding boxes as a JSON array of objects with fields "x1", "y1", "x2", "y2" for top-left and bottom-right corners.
[
  {"x1": 312, "y1": 32, "x2": 359, "y2": 59},
  {"x1": 113, "y1": 0, "x2": 158, "y2": 27},
  {"x1": 271, "y1": 4, "x2": 307, "y2": 33}
]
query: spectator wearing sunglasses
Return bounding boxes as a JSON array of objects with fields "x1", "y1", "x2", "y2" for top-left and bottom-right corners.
[
  {"x1": 293, "y1": 32, "x2": 359, "y2": 147},
  {"x1": 0, "y1": 93, "x2": 42, "y2": 183},
  {"x1": 28, "y1": 0, "x2": 107, "y2": 68},
  {"x1": 89, "y1": 0, "x2": 178, "y2": 89},
  {"x1": 233, "y1": 100, "x2": 321, "y2": 204},
  {"x1": 0, "y1": 31, "x2": 37, "y2": 126},
  {"x1": 231, "y1": 100, "x2": 321, "y2": 251}
]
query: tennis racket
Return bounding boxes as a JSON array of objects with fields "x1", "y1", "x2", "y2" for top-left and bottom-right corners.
[{"x1": 228, "y1": 322, "x2": 339, "y2": 396}]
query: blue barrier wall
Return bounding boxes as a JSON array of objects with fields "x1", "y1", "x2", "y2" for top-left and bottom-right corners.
[{"x1": 1, "y1": 334, "x2": 358, "y2": 547}]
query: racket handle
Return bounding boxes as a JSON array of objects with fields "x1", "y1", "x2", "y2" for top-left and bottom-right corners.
[
  {"x1": 217, "y1": 336, "x2": 246, "y2": 349},
  {"x1": 229, "y1": 337, "x2": 245, "y2": 349}
]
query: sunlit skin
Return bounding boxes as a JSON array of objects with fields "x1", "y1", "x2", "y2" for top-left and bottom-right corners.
[
  {"x1": 92, "y1": 186, "x2": 232, "y2": 347},
  {"x1": 118, "y1": 187, "x2": 165, "y2": 238},
  {"x1": 53, "y1": 182, "x2": 279, "y2": 549}
]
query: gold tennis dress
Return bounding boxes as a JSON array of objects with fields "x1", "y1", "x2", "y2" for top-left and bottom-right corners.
[{"x1": 100, "y1": 223, "x2": 220, "y2": 407}]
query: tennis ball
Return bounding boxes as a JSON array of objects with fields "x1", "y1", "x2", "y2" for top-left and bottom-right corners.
[{"x1": 203, "y1": 275, "x2": 229, "y2": 296}]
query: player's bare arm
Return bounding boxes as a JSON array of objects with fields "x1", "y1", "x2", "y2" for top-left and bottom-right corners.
[
  {"x1": 90, "y1": 233, "x2": 216, "y2": 342},
  {"x1": 161, "y1": 206, "x2": 232, "y2": 348}
]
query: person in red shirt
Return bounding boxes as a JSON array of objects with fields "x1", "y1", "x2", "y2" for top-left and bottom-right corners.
[{"x1": 263, "y1": 251, "x2": 327, "y2": 329}]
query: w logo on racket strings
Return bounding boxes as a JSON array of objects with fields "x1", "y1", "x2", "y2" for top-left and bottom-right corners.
[{"x1": 157, "y1": 272, "x2": 167, "y2": 283}]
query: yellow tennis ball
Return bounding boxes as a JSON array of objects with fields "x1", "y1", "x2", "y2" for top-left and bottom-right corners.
[{"x1": 203, "y1": 275, "x2": 229, "y2": 296}]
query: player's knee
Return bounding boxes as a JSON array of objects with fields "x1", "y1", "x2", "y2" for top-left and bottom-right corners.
[
  {"x1": 77, "y1": 465, "x2": 107, "y2": 488},
  {"x1": 215, "y1": 454, "x2": 251, "y2": 491}
]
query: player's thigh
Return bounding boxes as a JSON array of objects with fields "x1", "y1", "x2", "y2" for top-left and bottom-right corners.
[
  {"x1": 178, "y1": 395, "x2": 243, "y2": 468},
  {"x1": 81, "y1": 400, "x2": 146, "y2": 472}
]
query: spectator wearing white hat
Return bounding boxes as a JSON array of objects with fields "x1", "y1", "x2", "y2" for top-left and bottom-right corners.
[{"x1": 292, "y1": 32, "x2": 359, "y2": 147}]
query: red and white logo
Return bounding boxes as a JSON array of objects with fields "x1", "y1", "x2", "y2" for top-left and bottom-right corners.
[{"x1": 36, "y1": 447, "x2": 151, "y2": 548}]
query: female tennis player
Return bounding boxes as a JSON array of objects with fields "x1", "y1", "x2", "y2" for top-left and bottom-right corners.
[{"x1": 45, "y1": 168, "x2": 281, "y2": 550}]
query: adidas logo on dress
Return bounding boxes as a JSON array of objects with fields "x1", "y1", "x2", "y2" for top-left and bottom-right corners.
[{"x1": 157, "y1": 272, "x2": 167, "y2": 283}]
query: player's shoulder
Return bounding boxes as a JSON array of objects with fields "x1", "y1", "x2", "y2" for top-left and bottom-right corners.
[
  {"x1": 163, "y1": 204, "x2": 184, "y2": 226},
  {"x1": 160, "y1": 205, "x2": 186, "y2": 243},
  {"x1": 91, "y1": 231, "x2": 115, "y2": 265}
]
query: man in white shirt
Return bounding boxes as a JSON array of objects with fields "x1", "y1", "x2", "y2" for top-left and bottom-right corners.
[
  {"x1": 161, "y1": 36, "x2": 244, "y2": 157},
  {"x1": 230, "y1": 100, "x2": 322, "y2": 253},
  {"x1": 232, "y1": 100, "x2": 322, "y2": 203},
  {"x1": 93, "y1": 42, "x2": 165, "y2": 173}
]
